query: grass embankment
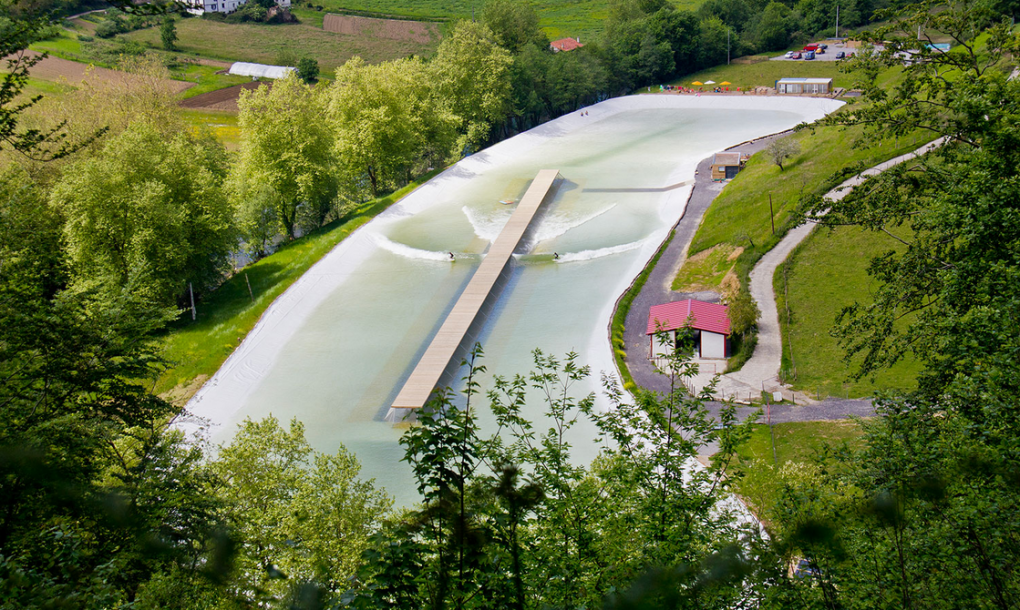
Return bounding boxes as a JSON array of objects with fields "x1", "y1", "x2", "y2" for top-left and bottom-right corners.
[
  {"x1": 730, "y1": 419, "x2": 867, "y2": 521},
  {"x1": 775, "y1": 227, "x2": 920, "y2": 398},
  {"x1": 121, "y1": 16, "x2": 440, "y2": 71},
  {"x1": 610, "y1": 228, "x2": 679, "y2": 392},
  {"x1": 672, "y1": 121, "x2": 924, "y2": 377},
  {"x1": 156, "y1": 171, "x2": 441, "y2": 403},
  {"x1": 668, "y1": 59, "x2": 848, "y2": 91}
]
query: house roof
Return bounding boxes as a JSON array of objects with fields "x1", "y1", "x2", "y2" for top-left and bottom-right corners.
[
  {"x1": 550, "y1": 38, "x2": 583, "y2": 52},
  {"x1": 646, "y1": 299, "x2": 731, "y2": 336},
  {"x1": 712, "y1": 152, "x2": 742, "y2": 167}
]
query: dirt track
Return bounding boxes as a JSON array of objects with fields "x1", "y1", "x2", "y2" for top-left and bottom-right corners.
[
  {"x1": 178, "y1": 80, "x2": 272, "y2": 112},
  {"x1": 15, "y1": 51, "x2": 193, "y2": 94},
  {"x1": 322, "y1": 14, "x2": 438, "y2": 44}
]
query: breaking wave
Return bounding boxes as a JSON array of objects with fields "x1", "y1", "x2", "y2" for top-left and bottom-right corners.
[
  {"x1": 370, "y1": 233, "x2": 454, "y2": 262},
  {"x1": 555, "y1": 238, "x2": 648, "y2": 263},
  {"x1": 463, "y1": 203, "x2": 618, "y2": 244}
]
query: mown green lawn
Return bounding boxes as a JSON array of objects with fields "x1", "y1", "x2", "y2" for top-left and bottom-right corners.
[
  {"x1": 668, "y1": 58, "x2": 851, "y2": 91},
  {"x1": 156, "y1": 171, "x2": 442, "y2": 403},
  {"x1": 776, "y1": 226, "x2": 921, "y2": 398},
  {"x1": 685, "y1": 123, "x2": 925, "y2": 264},
  {"x1": 730, "y1": 419, "x2": 867, "y2": 520}
]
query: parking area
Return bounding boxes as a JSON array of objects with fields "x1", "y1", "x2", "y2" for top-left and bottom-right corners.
[{"x1": 769, "y1": 42, "x2": 881, "y2": 62}]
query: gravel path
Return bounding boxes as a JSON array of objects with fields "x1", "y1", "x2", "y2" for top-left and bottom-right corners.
[
  {"x1": 622, "y1": 134, "x2": 784, "y2": 394},
  {"x1": 619, "y1": 131, "x2": 943, "y2": 422},
  {"x1": 724, "y1": 138, "x2": 945, "y2": 394}
]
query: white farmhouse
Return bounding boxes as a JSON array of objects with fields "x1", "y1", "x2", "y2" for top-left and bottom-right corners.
[{"x1": 182, "y1": 0, "x2": 291, "y2": 16}]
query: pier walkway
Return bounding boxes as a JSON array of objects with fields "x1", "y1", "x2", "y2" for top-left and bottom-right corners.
[{"x1": 390, "y1": 169, "x2": 561, "y2": 413}]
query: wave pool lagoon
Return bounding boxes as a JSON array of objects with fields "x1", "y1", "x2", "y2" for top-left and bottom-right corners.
[{"x1": 185, "y1": 95, "x2": 843, "y2": 506}]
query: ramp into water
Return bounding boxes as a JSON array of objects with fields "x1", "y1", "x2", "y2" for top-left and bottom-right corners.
[{"x1": 390, "y1": 169, "x2": 561, "y2": 413}]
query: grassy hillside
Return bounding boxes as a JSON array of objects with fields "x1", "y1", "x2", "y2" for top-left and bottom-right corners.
[
  {"x1": 122, "y1": 17, "x2": 438, "y2": 70},
  {"x1": 300, "y1": 0, "x2": 705, "y2": 40},
  {"x1": 730, "y1": 420, "x2": 867, "y2": 520},
  {"x1": 775, "y1": 226, "x2": 921, "y2": 398},
  {"x1": 667, "y1": 58, "x2": 849, "y2": 91}
]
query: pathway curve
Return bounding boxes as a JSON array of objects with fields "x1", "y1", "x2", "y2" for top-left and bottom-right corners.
[
  {"x1": 620, "y1": 132, "x2": 942, "y2": 419},
  {"x1": 716, "y1": 138, "x2": 945, "y2": 398},
  {"x1": 621, "y1": 134, "x2": 785, "y2": 394}
]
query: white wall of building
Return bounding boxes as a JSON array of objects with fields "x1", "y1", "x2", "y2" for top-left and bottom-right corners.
[{"x1": 184, "y1": 0, "x2": 290, "y2": 15}]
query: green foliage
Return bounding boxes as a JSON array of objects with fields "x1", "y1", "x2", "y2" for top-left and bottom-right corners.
[
  {"x1": 296, "y1": 56, "x2": 319, "y2": 82},
  {"x1": 326, "y1": 56, "x2": 455, "y2": 197},
  {"x1": 350, "y1": 344, "x2": 760, "y2": 608},
  {"x1": 482, "y1": 0, "x2": 547, "y2": 53},
  {"x1": 160, "y1": 15, "x2": 177, "y2": 51},
  {"x1": 429, "y1": 20, "x2": 513, "y2": 149},
  {"x1": 775, "y1": 227, "x2": 920, "y2": 397},
  {"x1": 52, "y1": 122, "x2": 235, "y2": 307},
  {"x1": 212, "y1": 417, "x2": 390, "y2": 604},
  {"x1": 155, "y1": 173, "x2": 440, "y2": 399},
  {"x1": 231, "y1": 75, "x2": 337, "y2": 242}
]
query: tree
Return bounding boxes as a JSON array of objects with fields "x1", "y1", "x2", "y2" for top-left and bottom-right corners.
[
  {"x1": 349, "y1": 345, "x2": 758, "y2": 609},
  {"x1": 231, "y1": 74, "x2": 336, "y2": 241},
  {"x1": 296, "y1": 57, "x2": 319, "y2": 83},
  {"x1": 765, "y1": 3, "x2": 1020, "y2": 607},
  {"x1": 766, "y1": 136, "x2": 800, "y2": 171},
  {"x1": 160, "y1": 16, "x2": 177, "y2": 51},
  {"x1": 0, "y1": 1, "x2": 80, "y2": 160},
  {"x1": 429, "y1": 20, "x2": 514, "y2": 151},
  {"x1": 481, "y1": 0, "x2": 546, "y2": 53},
  {"x1": 51, "y1": 121, "x2": 235, "y2": 307},
  {"x1": 326, "y1": 56, "x2": 456, "y2": 198},
  {"x1": 212, "y1": 417, "x2": 390, "y2": 605},
  {"x1": 754, "y1": 1, "x2": 792, "y2": 51}
]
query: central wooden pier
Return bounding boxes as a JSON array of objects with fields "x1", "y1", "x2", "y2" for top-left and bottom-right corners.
[{"x1": 390, "y1": 169, "x2": 561, "y2": 414}]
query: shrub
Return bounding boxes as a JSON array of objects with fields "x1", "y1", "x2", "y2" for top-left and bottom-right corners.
[{"x1": 77, "y1": 34, "x2": 94, "y2": 42}]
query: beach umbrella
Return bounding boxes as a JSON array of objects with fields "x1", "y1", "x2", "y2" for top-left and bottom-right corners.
[
  {"x1": 705, "y1": 80, "x2": 717, "y2": 84},
  {"x1": 720, "y1": 81, "x2": 732, "y2": 85},
  {"x1": 691, "y1": 81, "x2": 703, "y2": 85}
]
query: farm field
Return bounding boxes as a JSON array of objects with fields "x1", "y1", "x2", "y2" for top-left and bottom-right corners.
[
  {"x1": 776, "y1": 226, "x2": 920, "y2": 398},
  {"x1": 296, "y1": 0, "x2": 705, "y2": 40},
  {"x1": 121, "y1": 16, "x2": 440, "y2": 70},
  {"x1": 180, "y1": 80, "x2": 272, "y2": 112},
  {"x1": 14, "y1": 50, "x2": 193, "y2": 94}
]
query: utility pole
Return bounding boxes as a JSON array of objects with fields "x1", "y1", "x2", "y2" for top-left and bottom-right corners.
[
  {"x1": 836, "y1": 5, "x2": 839, "y2": 38},
  {"x1": 727, "y1": 28, "x2": 731, "y2": 65},
  {"x1": 769, "y1": 193, "x2": 775, "y2": 234},
  {"x1": 189, "y1": 282, "x2": 196, "y2": 321}
]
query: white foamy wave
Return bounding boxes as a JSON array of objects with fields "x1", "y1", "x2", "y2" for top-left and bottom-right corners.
[
  {"x1": 370, "y1": 233, "x2": 452, "y2": 262},
  {"x1": 556, "y1": 237, "x2": 648, "y2": 263},
  {"x1": 533, "y1": 204, "x2": 617, "y2": 243},
  {"x1": 463, "y1": 205, "x2": 513, "y2": 242}
]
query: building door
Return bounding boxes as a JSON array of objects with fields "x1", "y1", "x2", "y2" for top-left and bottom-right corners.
[{"x1": 725, "y1": 165, "x2": 739, "y2": 179}]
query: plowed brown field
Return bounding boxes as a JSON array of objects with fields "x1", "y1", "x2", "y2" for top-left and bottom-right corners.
[
  {"x1": 178, "y1": 80, "x2": 272, "y2": 112},
  {"x1": 15, "y1": 51, "x2": 193, "y2": 93}
]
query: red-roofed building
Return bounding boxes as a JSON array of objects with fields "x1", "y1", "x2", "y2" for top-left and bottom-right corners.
[
  {"x1": 551, "y1": 37, "x2": 584, "y2": 52},
  {"x1": 646, "y1": 299, "x2": 731, "y2": 359}
]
